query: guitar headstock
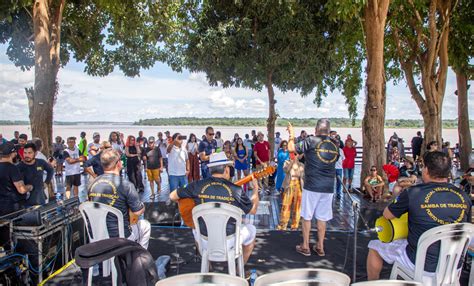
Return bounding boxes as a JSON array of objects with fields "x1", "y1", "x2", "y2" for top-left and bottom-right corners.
[{"x1": 253, "y1": 165, "x2": 276, "y2": 179}]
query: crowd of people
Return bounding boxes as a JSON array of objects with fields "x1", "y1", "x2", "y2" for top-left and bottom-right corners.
[{"x1": 0, "y1": 122, "x2": 473, "y2": 281}]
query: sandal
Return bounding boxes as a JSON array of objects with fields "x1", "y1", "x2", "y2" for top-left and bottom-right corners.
[
  {"x1": 296, "y1": 244, "x2": 311, "y2": 257},
  {"x1": 313, "y1": 245, "x2": 325, "y2": 257}
]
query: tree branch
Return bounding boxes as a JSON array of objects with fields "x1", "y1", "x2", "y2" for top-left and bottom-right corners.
[{"x1": 426, "y1": 0, "x2": 438, "y2": 74}]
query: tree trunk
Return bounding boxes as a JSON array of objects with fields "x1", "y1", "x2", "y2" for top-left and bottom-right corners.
[
  {"x1": 455, "y1": 71, "x2": 472, "y2": 170},
  {"x1": 265, "y1": 71, "x2": 277, "y2": 161},
  {"x1": 361, "y1": 0, "x2": 390, "y2": 189},
  {"x1": 31, "y1": 0, "x2": 64, "y2": 156}
]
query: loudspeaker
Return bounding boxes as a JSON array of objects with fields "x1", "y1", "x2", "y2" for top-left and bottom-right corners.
[{"x1": 143, "y1": 202, "x2": 181, "y2": 226}]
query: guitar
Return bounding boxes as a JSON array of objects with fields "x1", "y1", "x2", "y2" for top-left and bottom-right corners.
[{"x1": 179, "y1": 165, "x2": 276, "y2": 228}]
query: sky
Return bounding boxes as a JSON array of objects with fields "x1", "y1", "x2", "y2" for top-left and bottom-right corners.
[{"x1": 0, "y1": 45, "x2": 472, "y2": 122}]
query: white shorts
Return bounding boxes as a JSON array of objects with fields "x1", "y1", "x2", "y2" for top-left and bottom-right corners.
[
  {"x1": 192, "y1": 223, "x2": 256, "y2": 248},
  {"x1": 368, "y1": 239, "x2": 437, "y2": 284},
  {"x1": 300, "y1": 189, "x2": 333, "y2": 221}
]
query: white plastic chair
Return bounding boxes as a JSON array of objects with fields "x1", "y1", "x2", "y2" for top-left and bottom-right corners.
[
  {"x1": 192, "y1": 202, "x2": 245, "y2": 278},
  {"x1": 254, "y1": 268, "x2": 351, "y2": 286},
  {"x1": 352, "y1": 280, "x2": 422, "y2": 285},
  {"x1": 79, "y1": 201, "x2": 125, "y2": 286},
  {"x1": 390, "y1": 223, "x2": 474, "y2": 286},
  {"x1": 155, "y1": 272, "x2": 248, "y2": 286}
]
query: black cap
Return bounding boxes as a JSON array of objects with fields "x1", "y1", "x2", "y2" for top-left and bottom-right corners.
[{"x1": 0, "y1": 142, "x2": 16, "y2": 155}]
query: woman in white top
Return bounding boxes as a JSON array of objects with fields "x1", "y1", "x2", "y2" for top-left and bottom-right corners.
[{"x1": 186, "y1": 133, "x2": 200, "y2": 183}]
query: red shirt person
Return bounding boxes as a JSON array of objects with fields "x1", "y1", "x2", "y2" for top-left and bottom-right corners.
[
  {"x1": 253, "y1": 132, "x2": 271, "y2": 192},
  {"x1": 342, "y1": 139, "x2": 357, "y2": 190}
]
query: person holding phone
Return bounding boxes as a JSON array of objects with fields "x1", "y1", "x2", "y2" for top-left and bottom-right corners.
[
  {"x1": 167, "y1": 133, "x2": 190, "y2": 192},
  {"x1": 198, "y1": 126, "x2": 217, "y2": 179}
]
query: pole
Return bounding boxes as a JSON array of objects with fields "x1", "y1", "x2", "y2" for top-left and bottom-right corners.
[{"x1": 352, "y1": 201, "x2": 358, "y2": 282}]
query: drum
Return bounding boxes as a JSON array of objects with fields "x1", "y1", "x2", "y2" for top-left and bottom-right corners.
[{"x1": 375, "y1": 213, "x2": 408, "y2": 243}]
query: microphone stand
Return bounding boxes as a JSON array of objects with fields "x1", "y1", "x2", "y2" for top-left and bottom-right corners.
[{"x1": 337, "y1": 175, "x2": 359, "y2": 282}]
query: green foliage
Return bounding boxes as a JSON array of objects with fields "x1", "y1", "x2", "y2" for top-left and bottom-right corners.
[
  {"x1": 0, "y1": 0, "x2": 167, "y2": 77},
  {"x1": 134, "y1": 117, "x2": 470, "y2": 129},
  {"x1": 449, "y1": 0, "x2": 474, "y2": 77},
  {"x1": 161, "y1": 0, "x2": 364, "y2": 119}
]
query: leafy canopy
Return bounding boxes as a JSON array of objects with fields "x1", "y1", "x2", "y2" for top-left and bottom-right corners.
[
  {"x1": 161, "y1": 0, "x2": 365, "y2": 118},
  {"x1": 0, "y1": 0, "x2": 169, "y2": 77}
]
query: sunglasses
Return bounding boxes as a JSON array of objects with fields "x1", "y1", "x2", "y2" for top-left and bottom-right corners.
[{"x1": 208, "y1": 133, "x2": 215, "y2": 136}]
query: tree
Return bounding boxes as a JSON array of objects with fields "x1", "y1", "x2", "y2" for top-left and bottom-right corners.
[
  {"x1": 161, "y1": 0, "x2": 363, "y2": 159},
  {"x1": 327, "y1": 0, "x2": 390, "y2": 184},
  {"x1": 449, "y1": 0, "x2": 473, "y2": 170},
  {"x1": 0, "y1": 0, "x2": 162, "y2": 155},
  {"x1": 387, "y1": 0, "x2": 455, "y2": 150}
]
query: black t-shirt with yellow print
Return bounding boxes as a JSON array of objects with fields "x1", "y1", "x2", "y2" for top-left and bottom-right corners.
[
  {"x1": 88, "y1": 173, "x2": 144, "y2": 237},
  {"x1": 295, "y1": 135, "x2": 339, "y2": 193},
  {"x1": 388, "y1": 182, "x2": 472, "y2": 272},
  {"x1": 177, "y1": 177, "x2": 252, "y2": 236}
]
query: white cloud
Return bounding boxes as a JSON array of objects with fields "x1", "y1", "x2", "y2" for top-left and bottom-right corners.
[{"x1": 0, "y1": 58, "x2": 472, "y2": 122}]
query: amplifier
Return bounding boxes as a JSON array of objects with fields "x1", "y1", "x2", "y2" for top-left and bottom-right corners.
[{"x1": 143, "y1": 201, "x2": 181, "y2": 226}]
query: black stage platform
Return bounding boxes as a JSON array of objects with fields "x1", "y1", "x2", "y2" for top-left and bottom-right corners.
[{"x1": 45, "y1": 227, "x2": 393, "y2": 285}]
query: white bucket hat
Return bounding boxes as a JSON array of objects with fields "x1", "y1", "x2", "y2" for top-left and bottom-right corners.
[{"x1": 207, "y1": 152, "x2": 234, "y2": 168}]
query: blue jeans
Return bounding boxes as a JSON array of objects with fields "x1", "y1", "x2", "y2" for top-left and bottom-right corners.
[
  {"x1": 169, "y1": 175, "x2": 188, "y2": 192},
  {"x1": 201, "y1": 164, "x2": 211, "y2": 179},
  {"x1": 335, "y1": 169, "x2": 343, "y2": 196}
]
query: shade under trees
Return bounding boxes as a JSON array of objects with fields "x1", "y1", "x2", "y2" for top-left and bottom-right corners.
[{"x1": 0, "y1": 0, "x2": 164, "y2": 155}]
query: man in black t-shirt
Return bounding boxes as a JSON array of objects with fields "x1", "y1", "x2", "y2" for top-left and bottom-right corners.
[
  {"x1": 367, "y1": 151, "x2": 472, "y2": 280},
  {"x1": 142, "y1": 137, "x2": 163, "y2": 199},
  {"x1": 18, "y1": 143, "x2": 54, "y2": 207},
  {"x1": 0, "y1": 142, "x2": 32, "y2": 216},
  {"x1": 87, "y1": 149, "x2": 151, "y2": 249},
  {"x1": 170, "y1": 152, "x2": 259, "y2": 264},
  {"x1": 411, "y1": 131, "x2": 423, "y2": 160},
  {"x1": 288, "y1": 119, "x2": 339, "y2": 257},
  {"x1": 198, "y1": 126, "x2": 217, "y2": 179}
]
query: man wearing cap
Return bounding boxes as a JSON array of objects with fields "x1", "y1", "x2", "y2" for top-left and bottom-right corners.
[
  {"x1": 170, "y1": 152, "x2": 260, "y2": 265},
  {"x1": 84, "y1": 141, "x2": 112, "y2": 179},
  {"x1": 18, "y1": 142, "x2": 54, "y2": 207},
  {"x1": 87, "y1": 132, "x2": 101, "y2": 159},
  {"x1": 143, "y1": 136, "x2": 163, "y2": 200},
  {"x1": 287, "y1": 118, "x2": 339, "y2": 257},
  {"x1": 0, "y1": 142, "x2": 33, "y2": 215}
]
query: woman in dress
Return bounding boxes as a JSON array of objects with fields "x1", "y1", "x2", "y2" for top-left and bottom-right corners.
[
  {"x1": 275, "y1": 140, "x2": 290, "y2": 193},
  {"x1": 52, "y1": 136, "x2": 65, "y2": 176},
  {"x1": 125, "y1": 135, "x2": 144, "y2": 192},
  {"x1": 186, "y1": 133, "x2": 200, "y2": 183},
  {"x1": 233, "y1": 137, "x2": 249, "y2": 181}
]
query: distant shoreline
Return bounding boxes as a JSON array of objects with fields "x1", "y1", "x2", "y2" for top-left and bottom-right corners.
[{"x1": 1, "y1": 118, "x2": 471, "y2": 129}]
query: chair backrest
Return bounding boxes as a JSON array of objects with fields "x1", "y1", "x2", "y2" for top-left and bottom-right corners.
[
  {"x1": 254, "y1": 268, "x2": 351, "y2": 286},
  {"x1": 155, "y1": 272, "x2": 248, "y2": 286},
  {"x1": 192, "y1": 202, "x2": 244, "y2": 260},
  {"x1": 414, "y1": 223, "x2": 474, "y2": 284},
  {"x1": 79, "y1": 201, "x2": 125, "y2": 242},
  {"x1": 352, "y1": 280, "x2": 422, "y2": 286}
]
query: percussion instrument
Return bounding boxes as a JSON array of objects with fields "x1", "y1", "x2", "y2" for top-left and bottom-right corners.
[{"x1": 375, "y1": 213, "x2": 408, "y2": 243}]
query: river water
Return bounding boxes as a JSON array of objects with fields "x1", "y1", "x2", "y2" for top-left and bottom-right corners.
[{"x1": 0, "y1": 124, "x2": 471, "y2": 146}]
